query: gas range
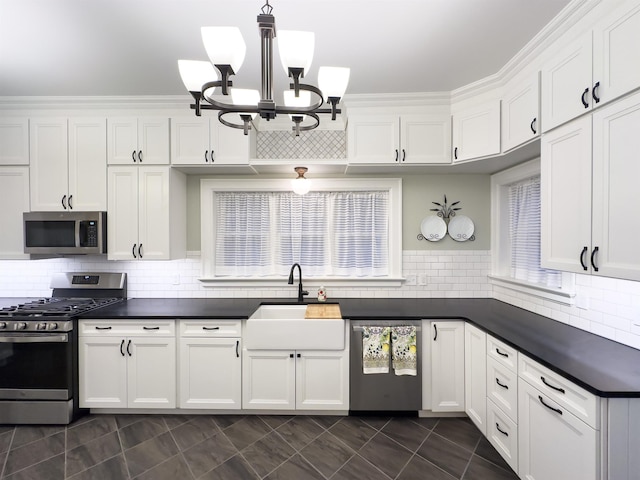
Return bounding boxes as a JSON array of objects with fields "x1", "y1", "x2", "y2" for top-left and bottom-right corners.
[{"x1": 0, "y1": 297, "x2": 123, "y2": 332}]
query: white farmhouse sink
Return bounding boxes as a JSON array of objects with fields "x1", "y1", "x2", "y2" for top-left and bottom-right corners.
[{"x1": 245, "y1": 304, "x2": 344, "y2": 350}]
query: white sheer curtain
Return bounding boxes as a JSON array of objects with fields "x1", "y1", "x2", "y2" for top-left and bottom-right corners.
[
  {"x1": 509, "y1": 177, "x2": 562, "y2": 288},
  {"x1": 214, "y1": 190, "x2": 389, "y2": 277}
]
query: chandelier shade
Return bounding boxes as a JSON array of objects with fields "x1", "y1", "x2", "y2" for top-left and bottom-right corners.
[
  {"x1": 278, "y1": 30, "x2": 315, "y2": 76},
  {"x1": 178, "y1": 1, "x2": 349, "y2": 136},
  {"x1": 201, "y1": 27, "x2": 247, "y2": 74}
]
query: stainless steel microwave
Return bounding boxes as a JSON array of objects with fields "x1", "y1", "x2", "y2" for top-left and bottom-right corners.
[{"x1": 23, "y1": 211, "x2": 107, "y2": 255}]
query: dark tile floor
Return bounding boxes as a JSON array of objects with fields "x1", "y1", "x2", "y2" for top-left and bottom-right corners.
[{"x1": 0, "y1": 414, "x2": 519, "y2": 480}]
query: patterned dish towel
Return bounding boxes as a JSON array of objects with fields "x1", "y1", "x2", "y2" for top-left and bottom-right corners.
[
  {"x1": 362, "y1": 326, "x2": 391, "y2": 374},
  {"x1": 391, "y1": 325, "x2": 418, "y2": 376}
]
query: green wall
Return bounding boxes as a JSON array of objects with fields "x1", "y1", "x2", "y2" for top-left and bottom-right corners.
[{"x1": 186, "y1": 173, "x2": 491, "y2": 252}]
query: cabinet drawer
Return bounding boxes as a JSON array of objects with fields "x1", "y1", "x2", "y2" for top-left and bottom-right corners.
[
  {"x1": 179, "y1": 320, "x2": 241, "y2": 337},
  {"x1": 79, "y1": 319, "x2": 175, "y2": 337},
  {"x1": 518, "y1": 354, "x2": 599, "y2": 429},
  {"x1": 486, "y1": 398, "x2": 518, "y2": 473},
  {"x1": 487, "y1": 335, "x2": 517, "y2": 371},
  {"x1": 487, "y1": 357, "x2": 518, "y2": 423}
]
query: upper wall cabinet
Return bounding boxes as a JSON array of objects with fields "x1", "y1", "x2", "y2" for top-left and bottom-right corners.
[
  {"x1": 0, "y1": 167, "x2": 30, "y2": 258},
  {"x1": 542, "y1": 90, "x2": 640, "y2": 281},
  {"x1": 451, "y1": 99, "x2": 501, "y2": 163},
  {"x1": 107, "y1": 117, "x2": 169, "y2": 165},
  {"x1": 347, "y1": 113, "x2": 451, "y2": 165},
  {"x1": 0, "y1": 118, "x2": 29, "y2": 165},
  {"x1": 171, "y1": 117, "x2": 249, "y2": 165},
  {"x1": 30, "y1": 118, "x2": 107, "y2": 211},
  {"x1": 541, "y1": 0, "x2": 640, "y2": 132},
  {"x1": 501, "y1": 72, "x2": 540, "y2": 152}
]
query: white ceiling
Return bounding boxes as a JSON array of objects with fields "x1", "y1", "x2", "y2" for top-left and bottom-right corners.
[{"x1": 0, "y1": 0, "x2": 572, "y2": 99}]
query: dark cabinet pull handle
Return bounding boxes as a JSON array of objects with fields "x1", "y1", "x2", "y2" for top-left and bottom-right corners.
[
  {"x1": 138, "y1": 244, "x2": 143, "y2": 259},
  {"x1": 581, "y1": 88, "x2": 590, "y2": 108},
  {"x1": 132, "y1": 244, "x2": 137, "y2": 259},
  {"x1": 138, "y1": 151, "x2": 143, "y2": 162},
  {"x1": 454, "y1": 147, "x2": 458, "y2": 160},
  {"x1": 592, "y1": 81, "x2": 600, "y2": 104},
  {"x1": 210, "y1": 149, "x2": 215, "y2": 162},
  {"x1": 143, "y1": 326, "x2": 160, "y2": 330},
  {"x1": 297, "y1": 353, "x2": 301, "y2": 358},
  {"x1": 530, "y1": 118, "x2": 537, "y2": 134},
  {"x1": 580, "y1": 246, "x2": 588, "y2": 271},
  {"x1": 205, "y1": 150, "x2": 209, "y2": 162},
  {"x1": 402, "y1": 149, "x2": 406, "y2": 162},
  {"x1": 395, "y1": 149, "x2": 399, "y2": 162},
  {"x1": 236, "y1": 340, "x2": 239, "y2": 358},
  {"x1": 496, "y1": 423, "x2": 509, "y2": 436},
  {"x1": 68, "y1": 195, "x2": 73, "y2": 210},
  {"x1": 496, "y1": 378, "x2": 509, "y2": 389},
  {"x1": 95, "y1": 326, "x2": 112, "y2": 330},
  {"x1": 289, "y1": 353, "x2": 294, "y2": 358},
  {"x1": 541, "y1": 376, "x2": 565, "y2": 393},
  {"x1": 62, "y1": 195, "x2": 67, "y2": 210},
  {"x1": 132, "y1": 150, "x2": 137, "y2": 162},
  {"x1": 127, "y1": 340, "x2": 132, "y2": 356},
  {"x1": 539, "y1": 395, "x2": 563, "y2": 415},
  {"x1": 433, "y1": 324, "x2": 438, "y2": 341},
  {"x1": 591, "y1": 246, "x2": 599, "y2": 272},
  {"x1": 495, "y1": 348, "x2": 508, "y2": 357},
  {"x1": 120, "y1": 339, "x2": 125, "y2": 356},
  {"x1": 202, "y1": 326, "x2": 220, "y2": 331}
]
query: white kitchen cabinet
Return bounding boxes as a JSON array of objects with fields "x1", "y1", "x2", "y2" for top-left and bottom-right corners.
[
  {"x1": 464, "y1": 323, "x2": 486, "y2": 434},
  {"x1": 0, "y1": 118, "x2": 29, "y2": 165},
  {"x1": 451, "y1": 99, "x2": 501, "y2": 162},
  {"x1": 171, "y1": 117, "x2": 249, "y2": 165},
  {"x1": 78, "y1": 320, "x2": 176, "y2": 409},
  {"x1": 347, "y1": 113, "x2": 451, "y2": 164},
  {"x1": 428, "y1": 321, "x2": 465, "y2": 412},
  {"x1": 178, "y1": 320, "x2": 242, "y2": 409},
  {"x1": 107, "y1": 117, "x2": 169, "y2": 165},
  {"x1": 542, "y1": 0, "x2": 640, "y2": 132},
  {"x1": 518, "y1": 378, "x2": 598, "y2": 480},
  {"x1": 542, "y1": 90, "x2": 640, "y2": 281},
  {"x1": 0, "y1": 167, "x2": 30, "y2": 258},
  {"x1": 486, "y1": 398, "x2": 519, "y2": 473},
  {"x1": 30, "y1": 117, "x2": 106, "y2": 211},
  {"x1": 501, "y1": 72, "x2": 540, "y2": 152},
  {"x1": 242, "y1": 348, "x2": 348, "y2": 411},
  {"x1": 107, "y1": 166, "x2": 186, "y2": 260}
]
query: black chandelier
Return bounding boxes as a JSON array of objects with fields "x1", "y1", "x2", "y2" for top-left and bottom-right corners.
[{"x1": 178, "y1": 1, "x2": 350, "y2": 136}]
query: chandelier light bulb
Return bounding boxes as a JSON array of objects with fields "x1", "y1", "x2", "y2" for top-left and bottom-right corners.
[
  {"x1": 318, "y1": 66, "x2": 350, "y2": 100},
  {"x1": 283, "y1": 90, "x2": 311, "y2": 120}
]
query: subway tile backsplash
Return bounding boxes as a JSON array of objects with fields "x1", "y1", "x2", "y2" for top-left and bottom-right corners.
[{"x1": 2, "y1": 250, "x2": 640, "y2": 351}]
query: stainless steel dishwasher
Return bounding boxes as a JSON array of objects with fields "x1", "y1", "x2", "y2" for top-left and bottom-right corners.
[{"x1": 349, "y1": 320, "x2": 422, "y2": 413}]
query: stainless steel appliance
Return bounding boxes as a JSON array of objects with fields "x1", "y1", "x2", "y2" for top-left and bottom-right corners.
[
  {"x1": 0, "y1": 272, "x2": 126, "y2": 424},
  {"x1": 23, "y1": 211, "x2": 107, "y2": 255},
  {"x1": 349, "y1": 320, "x2": 422, "y2": 413}
]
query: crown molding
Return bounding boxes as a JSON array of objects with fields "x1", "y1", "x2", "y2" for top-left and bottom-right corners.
[{"x1": 0, "y1": 95, "x2": 192, "y2": 111}]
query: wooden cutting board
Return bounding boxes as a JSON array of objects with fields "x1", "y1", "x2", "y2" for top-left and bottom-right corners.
[{"x1": 305, "y1": 303, "x2": 342, "y2": 319}]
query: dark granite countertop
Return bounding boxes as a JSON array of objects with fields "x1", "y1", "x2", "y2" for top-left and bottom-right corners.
[{"x1": 3, "y1": 296, "x2": 640, "y2": 398}]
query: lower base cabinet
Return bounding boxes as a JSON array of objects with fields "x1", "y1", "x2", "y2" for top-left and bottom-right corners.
[
  {"x1": 242, "y1": 349, "x2": 348, "y2": 410},
  {"x1": 424, "y1": 321, "x2": 465, "y2": 412},
  {"x1": 79, "y1": 320, "x2": 176, "y2": 409},
  {"x1": 486, "y1": 398, "x2": 518, "y2": 473}
]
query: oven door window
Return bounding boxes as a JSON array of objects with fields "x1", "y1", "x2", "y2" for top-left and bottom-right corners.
[{"x1": 0, "y1": 335, "x2": 72, "y2": 394}]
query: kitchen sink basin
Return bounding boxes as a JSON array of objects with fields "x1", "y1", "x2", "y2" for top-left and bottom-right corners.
[{"x1": 245, "y1": 304, "x2": 344, "y2": 350}]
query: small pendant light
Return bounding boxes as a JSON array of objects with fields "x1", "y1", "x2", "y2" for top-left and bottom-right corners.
[{"x1": 291, "y1": 167, "x2": 311, "y2": 195}]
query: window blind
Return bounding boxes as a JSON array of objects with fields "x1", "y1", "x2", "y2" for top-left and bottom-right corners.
[
  {"x1": 214, "y1": 190, "x2": 389, "y2": 277},
  {"x1": 509, "y1": 177, "x2": 562, "y2": 288}
]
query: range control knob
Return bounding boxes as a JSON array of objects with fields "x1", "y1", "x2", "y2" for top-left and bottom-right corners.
[
  {"x1": 37, "y1": 323, "x2": 47, "y2": 330},
  {"x1": 47, "y1": 323, "x2": 59, "y2": 331},
  {"x1": 17, "y1": 322, "x2": 28, "y2": 330},
  {"x1": 0, "y1": 322, "x2": 6, "y2": 329}
]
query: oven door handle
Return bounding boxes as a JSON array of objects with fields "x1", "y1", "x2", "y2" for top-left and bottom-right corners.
[{"x1": 0, "y1": 333, "x2": 69, "y2": 343}]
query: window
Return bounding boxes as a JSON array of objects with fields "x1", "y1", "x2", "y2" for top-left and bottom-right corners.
[
  {"x1": 491, "y1": 159, "x2": 573, "y2": 302},
  {"x1": 200, "y1": 178, "x2": 402, "y2": 285}
]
